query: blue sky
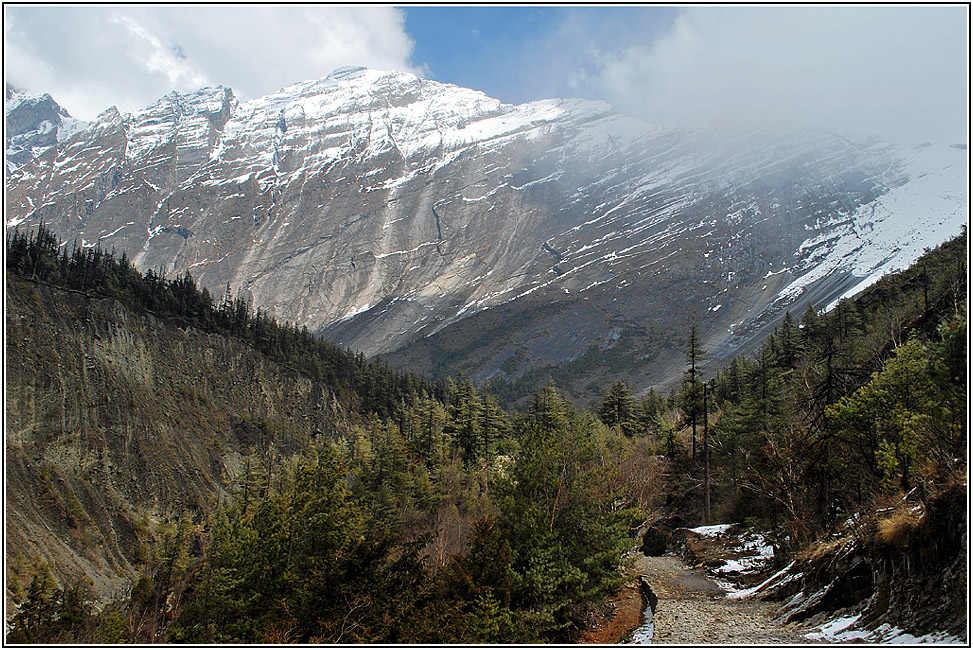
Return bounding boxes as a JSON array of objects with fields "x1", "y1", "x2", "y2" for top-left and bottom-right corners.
[
  {"x1": 4, "y1": 5, "x2": 968, "y2": 144},
  {"x1": 403, "y1": 6, "x2": 678, "y2": 105}
]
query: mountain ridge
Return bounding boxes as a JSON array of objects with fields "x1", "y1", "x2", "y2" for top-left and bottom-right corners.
[
  {"x1": 5, "y1": 68, "x2": 967, "y2": 400},
  {"x1": 5, "y1": 84, "x2": 87, "y2": 176}
]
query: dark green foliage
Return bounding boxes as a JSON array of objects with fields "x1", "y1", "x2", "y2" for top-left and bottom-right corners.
[
  {"x1": 169, "y1": 449, "x2": 438, "y2": 643},
  {"x1": 6, "y1": 564, "x2": 124, "y2": 644},
  {"x1": 479, "y1": 394, "x2": 509, "y2": 459},
  {"x1": 439, "y1": 517, "x2": 519, "y2": 642},
  {"x1": 679, "y1": 321, "x2": 707, "y2": 460},
  {"x1": 598, "y1": 380, "x2": 639, "y2": 436},
  {"x1": 704, "y1": 229, "x2": 967, "y2": 539},
  {"x1": 7, "y1": 565, "x2": 61, "y2": 643},
  {"x1": 637, "y1": 388, "x2": 668, "y2": 425},
  {"x1": 445, "y1": 375, "x2": 485, "y2": 466},
  {"x1": 826, "y1": 308, "x2": 967, "y2": 494},
  {"x1": 492, "y1": 386, "x2": 640, "y2": 639},
  {"x1": 167, "y1": 383, "x2": 641, "y2": 644}
]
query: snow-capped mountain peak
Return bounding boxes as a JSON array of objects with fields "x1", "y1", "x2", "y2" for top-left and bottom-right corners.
[
  {"x1": 5, "y1": 84, "x2": 88, "y2": 175},
  {"x1": 4, "y1": 69, "x2": 967, "y2": 395}
]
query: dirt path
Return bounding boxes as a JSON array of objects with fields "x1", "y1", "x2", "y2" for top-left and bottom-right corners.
[
  {"x1": 633, "y1": 554, "x2": 814, "y2": 644},
  {"x1": 579, "y1": 581, "x2": 645, "y2": 644}
]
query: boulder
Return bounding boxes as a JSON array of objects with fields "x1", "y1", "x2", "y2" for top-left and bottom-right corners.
[{"x1": 641, "y1": 524, "x2": 670, "y2": 556}]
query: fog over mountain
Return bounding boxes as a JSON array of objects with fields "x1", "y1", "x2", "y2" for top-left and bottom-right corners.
[{"x1": 573, "y1": 6, "x2": 968, "y2": 146}]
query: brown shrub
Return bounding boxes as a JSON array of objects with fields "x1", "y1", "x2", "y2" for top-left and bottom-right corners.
[{"x1": 875, "y1": 506, "x2": 923, "y2": 550}]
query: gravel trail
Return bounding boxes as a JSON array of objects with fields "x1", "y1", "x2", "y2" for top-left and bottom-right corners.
[{"x1": 634, "y1": 555, "x2": 814, "y2": 644}]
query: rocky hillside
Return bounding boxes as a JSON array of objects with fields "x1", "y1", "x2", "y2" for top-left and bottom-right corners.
[
  {"x1": 4, "y1": 276, "x2": 345, "y2": 609},
  {"x1": 5, "y1": 67, "x2": 968, "y2": 400},
  {"x1": 773, "y1": 482, "x2": 968, "y2": 642}
]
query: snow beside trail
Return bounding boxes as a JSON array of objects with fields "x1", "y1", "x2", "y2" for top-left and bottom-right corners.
[
  {"x1": 634, "y1": 554, "x2": 811, "y2": 644},
  {"x1": 630, "y1": 604, "x2": 654, "y2": 644},
  {"x1": 806, "y1": 615, "x2": 966, "y2": 644},
  {"x1": 692, "y1": 525, "x2": 965, "y2": 644},
  {"x1": 724, "y1": 561, "x2": 797, "y2": 601},
  {"x1": 705, "y1": 529, "x2": 777, "y2": 581}
]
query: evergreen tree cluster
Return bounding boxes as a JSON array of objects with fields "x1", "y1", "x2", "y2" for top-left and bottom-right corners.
[
  {"x1": 6, "y1": 225, "x2": 650, "y2": 643},
  {"x1": 10, "y1": 385, "x2": 642, "y2": 644},
  {"x1": 6, "y1": 225, "x2": 437, "y2": 419},
  {"x1": 703, "y1": 230, "x2": 967, "y2": 544},
  {"x1": 586, "y1": 231, "x2": 966, "y2": 546},
  {"x1": 6, "y1": 564, "x2": 126, "y2": 644},
  {"x1": 597, "y1": 380, "x2": 669, "y2": 439},
  {"x1": 163, "y1": 388, "x2": 639, "y2": 643}
]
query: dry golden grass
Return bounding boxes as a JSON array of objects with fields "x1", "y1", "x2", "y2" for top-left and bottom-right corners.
[
  {"x1": 875, "y1": 505, "x2": 923, "y2": 549},
  {"x1": 801, "y1": 537, "x2": 848, "y2": 562}
]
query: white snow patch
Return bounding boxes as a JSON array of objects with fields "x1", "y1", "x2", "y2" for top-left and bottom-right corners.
[
  {"x1": 806, "y1": 616, "x2": 965, "y2": 644},
  {"x1": 688, "y1": 524, "x2": 733, "y2": 537},
  {"x1": 776, "y1": 143, "x2": 967, "y2": 312},
  {"x1": 338, "y1": 302, "x2": 373, "y2": 321},
  {"x1": 630, "y1": 603, "x2": 654, "y2": 644},
  {"x1": 806, "y1": 614, "x2": 867, "y2": 642},
  {"x1": 99, "y1": 225, "x2": 127, "y2": 240},
  {"x1": 373, "y1": 242, "x2": 438, "y2": 259},
  {"x1": 724, "y1": 561, "x2": 796, "y2": 600}
]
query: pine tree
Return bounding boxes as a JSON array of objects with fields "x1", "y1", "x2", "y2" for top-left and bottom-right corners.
[
  {"x1": 598, "y1": 381, "x2": 637, "y2": 435},
  {"x1": 494, "y1": 386, "x2": 637, "y2": 637},
  {"x1": 679, "y1": 321, "x2": 706, "y2": 461},
  {"x1": 778, "y1": 311, "x2": 802, "y2": 369},
  {"x1": 479, "y1": 394, "x2": 508, "y2": 459},
  {"x1": 7, "y1": 563, "x2": 61, "y2": 643},
  {"x1": 445, "y1": 375, "x2": 483, "y2": 465}
]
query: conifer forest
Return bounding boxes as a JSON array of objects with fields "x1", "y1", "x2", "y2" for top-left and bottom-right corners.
[{"x1": 4, "y1": 225, "x2": 967, "y2": 643}]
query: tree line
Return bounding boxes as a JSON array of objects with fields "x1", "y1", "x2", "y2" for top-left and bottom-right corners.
[
  {"x1": 6, "y1": 224, "x2": 439, "y2": 420},
  {"x1": 588, "y1": 229, "x2": 966, "y2": 549}
]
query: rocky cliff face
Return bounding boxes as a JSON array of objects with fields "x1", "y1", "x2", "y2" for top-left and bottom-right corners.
[
  {"x1": 5, "y1": 277, "x2": 343, "y2": 608},
  {"x1": 5, "y1": 68, "x2": 967, "y2": 398},
  {"x1": 766, "y1": 483, "x2": 968, "y2": 642},
  {"x1": 5, "y1": 84, "x2": 87, "y2": 176}
]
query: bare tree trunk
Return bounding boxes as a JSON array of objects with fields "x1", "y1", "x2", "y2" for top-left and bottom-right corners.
[
  {"x1": 703, "y1": 382, "x2": 711, "y2": 525},
  {"x1": 692, "y1": 416, "x2": 697, "y2": 462}
]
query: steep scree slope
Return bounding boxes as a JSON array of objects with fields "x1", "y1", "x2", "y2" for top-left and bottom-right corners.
[{"x1": 5, "y1": 277, "x2": 344, "y2": 608}]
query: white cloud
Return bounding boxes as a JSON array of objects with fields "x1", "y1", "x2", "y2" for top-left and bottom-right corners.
[
  {"x1": 4, "y1": 5, "x2": 417, "y2": 120},
  {"x1": 4, "y1": 5, "x2": 967, "y2": 146},
  {"x1": 109, "y1": 14, "x2": 211, "y2": 92},
  {"x1": 578, "y1": 6, "x2": 969, "y2": 144}
]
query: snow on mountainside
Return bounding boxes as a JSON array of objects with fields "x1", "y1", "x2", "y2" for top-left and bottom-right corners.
[
  {"x1": 5, "y1": 84, "x2": 87, "y2": 176},
  {"x1": 4, "y1": 67, "x2": 968, "y2": 397},
  {"x1": 803, "y1": 142, "x2": 967, "y2": 311}
]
